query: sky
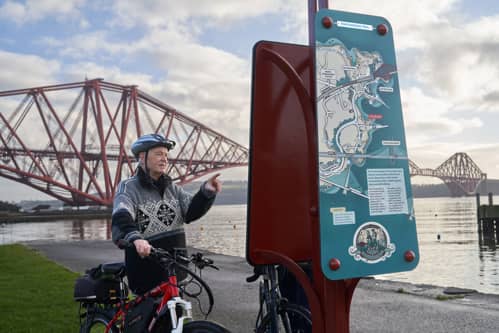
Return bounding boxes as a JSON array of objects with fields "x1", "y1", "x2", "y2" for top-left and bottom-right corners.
[{"x1": 1, "y1": 0, "x2": 499, "y2": 201}]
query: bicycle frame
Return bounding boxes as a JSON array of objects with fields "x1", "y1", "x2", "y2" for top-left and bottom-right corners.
[
  {"x1": 253, "y1": 265, "x2": 301, "y2": 333},
  {"x1": 104, "y1": 274, "x2": 193, "y2": 333},
  {"x1": 263, "y1": 266, "x2": 280, "y2": 333}
]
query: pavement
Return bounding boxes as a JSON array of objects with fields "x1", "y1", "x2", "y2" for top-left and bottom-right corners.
[{"x1": 26, "y1": 240, "x2": 499, "y2": 333}]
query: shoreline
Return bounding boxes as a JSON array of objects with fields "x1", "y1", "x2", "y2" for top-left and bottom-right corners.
[
  {"x1": 0, "y1": 210, "x2": 112, "y2": 223},
  {"x1": 23, "y1": 240, "x2": 499, "y2": 332},
  {"x1": 0, "y1": 203, "x2": 246, "y2": 223},
  {"x1": 23, "y1": 239, "x2": 499, "y2": 300}
]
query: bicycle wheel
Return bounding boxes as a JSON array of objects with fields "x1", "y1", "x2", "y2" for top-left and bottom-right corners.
[
  {"x1": 80, "y1": 310, "x2": 119, "y2": 333},
  {"x1": 256, "y1": 303, "x2": 311, "y2": 333},
  {"x1": 183, "y1": 320, "x2": 231, "y2": 333}
]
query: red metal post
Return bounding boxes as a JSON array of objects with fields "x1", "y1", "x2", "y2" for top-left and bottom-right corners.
[
  {"x1": 308, "y1": 1, "x2": 359, "y2": 332},
  {"x1": 92, "y1": 80, "x2": 112, "y2": 199},
  {"x1": 79, "y1": 85, "x2": 90, "y2": 197}
]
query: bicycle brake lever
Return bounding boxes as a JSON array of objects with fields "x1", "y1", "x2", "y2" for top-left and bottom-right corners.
[
  {"x1": 246, "y1": 273, "x2": 260, "y2": 283},
  {"x1": 116, "y1": 239, "x2": 133, "y2": 249},
  {"x1": 177, "y1": 254, "x2": 190, "y2": 263}
]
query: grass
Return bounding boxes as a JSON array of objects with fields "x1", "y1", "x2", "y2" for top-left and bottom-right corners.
[{"x1": 0, "y1": 244, "x2": 80, "y2": 332}]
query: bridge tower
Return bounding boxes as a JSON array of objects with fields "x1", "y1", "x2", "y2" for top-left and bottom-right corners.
[{"x1": 409, "y1": 152, "x2": 487, "y2": 196}]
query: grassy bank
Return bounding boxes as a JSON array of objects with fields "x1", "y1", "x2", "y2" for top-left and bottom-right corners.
[{"x1": 0, "y1": 244, "x2": 80, "y2": 332}]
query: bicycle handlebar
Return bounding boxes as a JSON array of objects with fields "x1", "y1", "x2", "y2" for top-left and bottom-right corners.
[
  {"x1": 116, "y1": 239, "x2": 216, "y2": 315},
  {"x1": 191, "y1": 252, "x2": 219, "y2": 271},
  {"x1": 246, "y1": 265, "x2": 266, "y2": 283},
  {"x1": 118, "y1": 239, "x2": 218, "y2": 271}
]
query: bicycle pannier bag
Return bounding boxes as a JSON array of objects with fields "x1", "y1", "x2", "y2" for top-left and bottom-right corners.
[
  {"x1": 74, "y1": 275, "x2": 121, "y2": 303},
  {"x1": 74, "y1": 263, "x2": 126, "y2": 303}
]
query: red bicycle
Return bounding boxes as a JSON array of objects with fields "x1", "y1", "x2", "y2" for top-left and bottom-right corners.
[{"x1": 74, "y1": 245, "x2": 230, "y2": 333}]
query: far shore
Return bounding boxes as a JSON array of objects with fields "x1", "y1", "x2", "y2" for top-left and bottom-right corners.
[{"x1": 0, "y1": 209, "x2": 112, "y2": 223}]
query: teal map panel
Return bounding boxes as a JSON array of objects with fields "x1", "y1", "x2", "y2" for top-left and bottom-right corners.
[{"x1": 315, "y1": 9, "x2": 419, "y2": 280}]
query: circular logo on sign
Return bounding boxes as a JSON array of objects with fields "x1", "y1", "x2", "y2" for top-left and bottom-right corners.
[{"x1": 348, "y1": 222, "x2": 395, "y2": 264}]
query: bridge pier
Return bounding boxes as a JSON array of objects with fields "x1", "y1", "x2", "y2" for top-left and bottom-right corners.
[{"x1": 477, "y1": 193, "x2": 499, "y2": 245}]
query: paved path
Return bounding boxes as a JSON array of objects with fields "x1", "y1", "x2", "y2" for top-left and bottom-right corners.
[{"x1": 27, "y1": 240, "x2": 499, "y2": 333}]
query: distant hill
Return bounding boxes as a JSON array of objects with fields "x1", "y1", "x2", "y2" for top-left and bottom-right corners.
[
  {"x1": 183, "y1": 180, "x2": 248, "y2": 205},
  {"x1": 476, "y1": 179, "x2": 499, "y2": 195},
  {"x1": 199, "y1": 179, "x2": 499, "y2": 202},
  {"x1": 412, "y1": 179, "x2": 499, "y2": 198},
  {"x1": 12, "y1": 179, "x2": 499, "y2": 209}
]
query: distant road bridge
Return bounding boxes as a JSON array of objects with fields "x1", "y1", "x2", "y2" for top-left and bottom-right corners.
[
  {"x1": 0, "y1": 79, "x2": 248, "y2": 206},
  {"x1": 409, "y1": 152, "x2": 487, "y2": 196}
]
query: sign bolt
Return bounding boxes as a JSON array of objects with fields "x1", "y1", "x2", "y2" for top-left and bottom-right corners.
[
  {"x1": 377, "y1": 23, "x2": 388, "y2": 35},
  {"x1": 329, "y1": 258, "x2": 341, "y2": 270},
  {"x1": 322, "y1": 16, "x2": 333, "y2": 29},
  {"x1": 404, "y1": 250, "x2": 415, "y2": 262}
]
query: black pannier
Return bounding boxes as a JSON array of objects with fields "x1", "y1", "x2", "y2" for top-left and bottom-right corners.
[{"x1": 74, "y1": 262, "x2": 127, "y2": 303}]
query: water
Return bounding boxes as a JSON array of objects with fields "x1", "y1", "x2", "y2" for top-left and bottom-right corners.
[
  {"x1": 380, "y1": 196, "x2": 499, "y2": 294},
  {"x1": 1, "y1": 197, "x2": 498, "y2": 294}
]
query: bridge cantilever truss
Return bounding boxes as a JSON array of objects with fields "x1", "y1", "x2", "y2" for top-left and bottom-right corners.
[
  {"x1": 0, "y1": 79, "x2": 248, "y2": 206},
  {"x1": 409, "y1": 152, "x2": 487, "y2": 196}
]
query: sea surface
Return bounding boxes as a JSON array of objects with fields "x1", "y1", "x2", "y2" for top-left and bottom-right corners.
[{"x1": 1, "y1": 196, "x2": 498, "y2": 294}]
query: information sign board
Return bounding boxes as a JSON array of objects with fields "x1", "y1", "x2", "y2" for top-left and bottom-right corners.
[{"x1": 315, "y1": 9, "x2": 419, "y2": 280}]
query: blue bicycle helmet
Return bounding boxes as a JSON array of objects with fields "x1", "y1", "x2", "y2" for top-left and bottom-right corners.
[{"x1": 131, "y1": 133, "x2": 175, "y2": 158}]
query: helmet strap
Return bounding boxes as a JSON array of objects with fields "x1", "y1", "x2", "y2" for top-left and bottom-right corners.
[
  {"x1": 144, "y1": 150, "x2": 149, "y2": 174},
  {"x1": 139, "y1": 150, "x2": 156, "y2": 184}
]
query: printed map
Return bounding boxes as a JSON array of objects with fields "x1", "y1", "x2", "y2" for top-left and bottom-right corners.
[{"x1": 316, "y1": 38, "x2": 405, "y2": 199}]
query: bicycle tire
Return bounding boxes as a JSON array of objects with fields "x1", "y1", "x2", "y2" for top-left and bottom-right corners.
[
  {"x1": 183, "y1": 320, "x2": 231, "y2": 333},
  {"x1": 256, "y1": 303, "x2": 311, "y2": 333},
  {"x1": 80, "y1": 309, "x2": 119, "y2": 333}
]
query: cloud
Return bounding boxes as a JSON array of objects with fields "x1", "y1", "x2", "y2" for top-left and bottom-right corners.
[
  {"x1": 127, "y1": 27, "x2": 251, "y2": 143},
  {"x1": 463, "y1": 143, "x2": 499, "y2": 177},
  {"x1": 57, "y1": 31, "x2": 129, "y2": 59},
  {"x1": 0, "y1": 50, "x2": 60, "y2": 90},
  {"x1": 416, "y1": 38, "x2": 499, "y2": 111},
  {"x1": 0, "y1": 0, "x2": 85, "y2": 24},
  {"x1": 401, "y1": 87, "x2": 483, "y2": 146},
  {"x1": 0, "y1": 1, "x2": 25, "y2": 24},
  {"x1": 108, "y1": 0, "x2": 284, "y2": 29},
  {"x1": 484, "y1": 91, "x2": 499, "y2": 104}
]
